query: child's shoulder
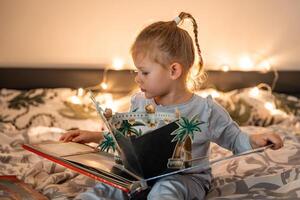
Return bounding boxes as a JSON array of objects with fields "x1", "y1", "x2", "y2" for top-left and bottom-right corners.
[
  {"x1": 192, "y1": 94, "x2": 230, "y2": 118},
  {"x1": 194, "y1": 94, "x2": 232, "y2": 123},
  {"x1": 193, "y1": 94, "x2": 224, "y2": 109},
  {"x1": 192, "y1": 93, "x2": 214, "y2": 108}
]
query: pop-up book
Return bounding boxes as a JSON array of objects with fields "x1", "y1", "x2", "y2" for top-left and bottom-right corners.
[{"x1": 23, "y1": 91, "x2": 207, "y2": 197}]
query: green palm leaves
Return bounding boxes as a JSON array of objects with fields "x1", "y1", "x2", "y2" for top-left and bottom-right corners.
[
  {"x1": 171, "y1": 115, "x2": 204, "y2": 143},
  {"x1": 118, "y1": 120, "x2": 145, "y2": 137},
  {"x1": 99, "y1": 119, "x2": 145, "y2": 153},
  {"x1": 98, "y1": 133, "x2": 116, "y2": 152}
]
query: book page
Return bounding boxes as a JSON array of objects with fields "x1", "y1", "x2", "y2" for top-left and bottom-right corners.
[
  {"x1": 64, "y1": 152, "x2": 139, "y2": 182},
  {"x1": 64, "y1": 153, "x2": 115, "y2": 172},
  {"x1": 24, "y1": 142, "x2": 140, "y2": 190},
  {"x1": 35, "y1": 142, "x2": 95, "y2": 157}
]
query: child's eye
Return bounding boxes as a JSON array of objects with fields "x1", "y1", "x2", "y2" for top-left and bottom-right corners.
[{"x1": 142, "y1": 72, "x2": 149, "y2": 75}]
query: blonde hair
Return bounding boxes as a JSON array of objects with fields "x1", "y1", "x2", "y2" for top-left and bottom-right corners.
[{"x1": 131, "y1": 12, "x2": 206, "y2": 91}]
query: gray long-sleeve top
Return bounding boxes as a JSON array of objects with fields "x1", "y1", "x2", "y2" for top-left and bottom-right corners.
[{"x1": 130, "y1": 92, "x2": 253, "y2": 189}]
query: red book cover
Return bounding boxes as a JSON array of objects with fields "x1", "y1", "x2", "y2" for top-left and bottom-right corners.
[{"x1": 22, "y1": 142, "x2": 143, "y2": 194}]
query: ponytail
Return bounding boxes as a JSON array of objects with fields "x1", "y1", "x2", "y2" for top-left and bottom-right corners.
[{"x1": 176, "y1": 12, "x2": 206, "y2": 91}]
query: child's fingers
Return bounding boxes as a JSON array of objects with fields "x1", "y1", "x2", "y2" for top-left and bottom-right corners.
[
  {"x1": 72, "y1": 135, "x2": 85, "y2": 143},
  {"x1": 66, "y1": 132, "x2": 81, "y2": 142},
  {"x1": 267, "y1": 133, "x2": 283, "y2": 150},
  {"x1": 59, "y1": 135, "x2": 65, "y2": 141},
  {"x1": 60, "y1": 130, "x2": 80, "y2": 142}
]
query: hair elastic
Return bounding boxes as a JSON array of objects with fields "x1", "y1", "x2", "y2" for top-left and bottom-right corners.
[{"x1": 173, "y1": 16, "x2": 181, "y2": 25}]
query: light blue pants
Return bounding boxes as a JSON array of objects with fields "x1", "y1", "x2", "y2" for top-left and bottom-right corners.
[{"x1": 75, "y1": 174, "x2": 208, "y2": 200}]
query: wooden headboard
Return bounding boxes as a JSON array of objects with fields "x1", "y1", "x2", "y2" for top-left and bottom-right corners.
[{"x1": 0, "y1": 68, "x2": 299, "y2": 95}]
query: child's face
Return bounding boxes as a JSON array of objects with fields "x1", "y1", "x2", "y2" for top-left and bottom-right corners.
[{"x1": 133, "y1": 54, "x2": 172, "y2": 99}]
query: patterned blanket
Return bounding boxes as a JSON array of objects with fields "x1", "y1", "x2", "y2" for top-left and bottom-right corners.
[{"x1": 1, "y1": 88, "x2": 300, "y2": 199}]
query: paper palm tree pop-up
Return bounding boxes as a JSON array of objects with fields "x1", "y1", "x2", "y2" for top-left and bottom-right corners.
[
  {"x1": 168, "y1": 115, "x2": 204, "y2": 169},
  {"x1": 99, "y1": 133, "x2": 116, "y2": 153},
  {"x1": 118, "y1": 120, "x2": 145, "y2": 137}
]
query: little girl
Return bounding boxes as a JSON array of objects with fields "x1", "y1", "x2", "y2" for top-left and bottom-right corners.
[{"x1": 60, "y1": 12, "x2": 283, "y2": 200}]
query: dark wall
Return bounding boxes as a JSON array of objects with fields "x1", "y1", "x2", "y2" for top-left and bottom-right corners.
[
  {"x1": 0, "y1": 68, "x2": 299, "y2": 95},
  {"x1": 0, "y1": 68, "x2": 137, "y2": 93}
]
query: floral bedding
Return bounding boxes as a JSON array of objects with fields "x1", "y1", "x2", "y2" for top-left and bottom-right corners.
[{"x1": 1, "y1": 88, "x2": 300, "y2": 199}]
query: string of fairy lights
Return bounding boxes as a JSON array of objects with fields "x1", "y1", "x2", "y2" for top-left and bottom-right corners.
[
  {"x1": 219, "y1": 57, "x2": 279, "y2": 90},
  {"x1": 66, "y1": 57, "x2": 283, "y2": 117},
  {"x1": 66, "y1": 58, "x2": 130, "y2": 113}
]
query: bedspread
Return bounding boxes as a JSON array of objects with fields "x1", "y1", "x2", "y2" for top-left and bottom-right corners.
[{"x1": 1, "y1": 88, "x2": 300, "y2": 199}]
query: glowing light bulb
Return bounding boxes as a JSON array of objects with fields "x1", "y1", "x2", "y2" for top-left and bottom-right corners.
[
  {"x1": 239, "y1": 56, "x2": 254, "y2": 71},
  {"x1": 264, "y1": 102, "x2": 275, "y2": 111},
  {"x1": 258, "y1": 60, "x2": 271, "y2": 72},
  {"x1": 211, "y1": 91, "x2": 220, "y2": 98},
  {"x1": 112, "y1": 58, "x2": 124, "y2": 70},
  {"x1": 106, "y1": 100, "x2": 117, "y2": 112},
  {"x1": 77, "y1": 88, "x2": 84, "y2": 97},
  {"x1": 221, "y1": 65, "x2": 230, "y2": 72},
  {"x1": 97, "y1": 93, "x2": 117, "y2": 112},
  {"x1": 249, "y1": 87, "x2": 260, "y2": 98},
  {"x1": 101, "y1": 82, "x2": 108, "y2": 90},
  {"x1": 69, "y1": 95, "x2": 82, "y2": 104},
  {"x1": 198, "y1": 92, "x2": 209, "y2": 98},
  {"x1": 264, "y1": 101, "x2": 286, "y2": 115}
]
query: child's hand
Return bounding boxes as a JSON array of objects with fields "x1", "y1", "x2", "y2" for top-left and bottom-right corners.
[
  {"x1": 59, "y1": 129, "x2": 103, "y2": 143},
  {"x1": 249, "y1": 132, "x2": 283, "y2": 150}
]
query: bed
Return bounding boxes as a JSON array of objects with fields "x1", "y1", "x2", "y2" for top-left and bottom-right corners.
[{"x1": 1, "y1": 68, "x2": 300, "y2": 199}]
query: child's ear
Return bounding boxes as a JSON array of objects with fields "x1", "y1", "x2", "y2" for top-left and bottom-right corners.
[{"x1": 169, "y1": 62, "x2": 183, "y2": 80}]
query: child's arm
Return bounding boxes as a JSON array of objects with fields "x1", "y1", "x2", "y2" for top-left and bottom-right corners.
[
  {"x1": 59, "y1": 130, "x2": 104, "y2": 143},
  {"x1": 207, "y1": 99, "x2": 283, "y2": 154},
  {"x1": 249, "y1": 132, "x2": 283, "y2": 150},
  {"x1": 60, "y1": 93, "x2": 140, "y2": 144}
]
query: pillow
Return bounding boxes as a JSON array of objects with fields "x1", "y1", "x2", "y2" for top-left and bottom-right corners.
[
  {"x1": 273, "y1": 93, "x2": 300, "y2": 117},
  {"x1": 196, "y1": 88, "x2": 291, "y2": 127}
]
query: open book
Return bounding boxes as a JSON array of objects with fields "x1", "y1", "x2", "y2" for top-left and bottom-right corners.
[
  {"x1": 22, "y1": 141, "x2": 144, "y2": 194},
  {"x1": 22, "y1": 91, "x2": 206, "y2": 195},
  {"x1": 23, "y1": 116, "x2": 182, "y2": 193},
  {"x1": 22, "y1": 120, "x2": 182, "y2": 196}
]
